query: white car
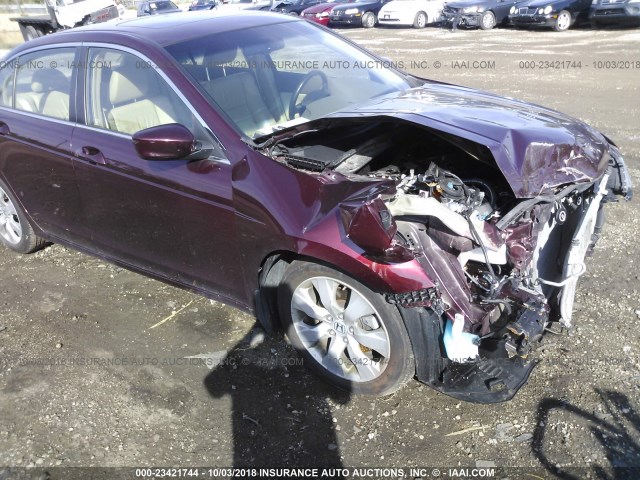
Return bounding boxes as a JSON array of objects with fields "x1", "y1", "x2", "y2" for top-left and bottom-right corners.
[
  {"x1": 214, "y1": 0, "x2": 271, "y2": 11},
  {"x1": 378, "y1": 0, "x2": 444, "y2": 27}
]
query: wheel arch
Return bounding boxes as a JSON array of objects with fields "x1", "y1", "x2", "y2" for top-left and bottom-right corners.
[
  {"x1": 0, "y1": 174, "x2": 46, "y2": 238},
  {"x1": 256, "y1": 250, "x2": 386, "y2": 334},
  {"x1": 254, "y1": 247, "x2": 435, "y2": 334}
]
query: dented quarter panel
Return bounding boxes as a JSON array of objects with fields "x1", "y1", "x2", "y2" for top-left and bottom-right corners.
[{"x1": 231, "y1": 150, "x2": 436, "y2": 306}]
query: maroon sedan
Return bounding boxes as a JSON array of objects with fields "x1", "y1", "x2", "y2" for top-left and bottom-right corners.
[
  {"x1": 0, "y1": 12, "x2": 632, "y2": 401},
  {"x1": 302, "y1": 0, "x2": 349, "y2": 25}
]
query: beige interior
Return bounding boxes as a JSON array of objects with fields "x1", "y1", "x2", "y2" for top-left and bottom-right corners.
[
  {"x1": 14, "y1": 68, "x2": 70, "y2": 121},
  {"x1": 107, "y1": 69, "x2": 177, "y2": 135},
  {"x1": 200, "y1": 47, "x2": 278, "y2": 137}
]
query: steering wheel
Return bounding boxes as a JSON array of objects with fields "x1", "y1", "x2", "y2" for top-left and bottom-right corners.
[{"x1": 289, "y1": 70, "x2": 330, "y2": 120}]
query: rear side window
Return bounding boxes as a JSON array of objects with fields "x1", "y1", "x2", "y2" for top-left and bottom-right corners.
[
  {"x1": 14, "y1": 48, "x2": 75, "y2": 121},
  {"x1": 0, "y1": 62, "x2": 15, "y2": 108}
]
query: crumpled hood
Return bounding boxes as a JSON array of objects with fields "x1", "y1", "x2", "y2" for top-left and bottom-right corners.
[{"x1": 327, "y1": 83, "x2": 610, "y2": 198}]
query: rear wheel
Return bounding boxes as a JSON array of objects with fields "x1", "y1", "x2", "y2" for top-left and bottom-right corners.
[
  {"x1": 22, "y1": 25, "x2": 42, "y2": 42},
  {"x1": 553, "y1": 10, "x2": 571, "y2": 31},
  {"x1": 362, "y1": 11, "x2": 376, "y2": 28},
  {"x1": 278, "y1": 261, "x2": 415, "y2": 396},
  {"x1": 479, "y1": 10, "x2": 496, "y2": 29},
  {"x1": 413, "y1": 11, "x2": 428, "y2": 28},
  {"x1": 0, "y1": 179, "x2": 46, "y2": 254}
]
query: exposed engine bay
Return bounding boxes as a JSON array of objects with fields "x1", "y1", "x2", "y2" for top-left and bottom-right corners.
[{"x1": 263, "y1": 118, "x2": 632, "y2": 401}]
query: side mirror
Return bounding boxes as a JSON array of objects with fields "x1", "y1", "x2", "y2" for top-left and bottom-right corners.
[{"x1": 132, "y1": 124, "x2": 212, "y2": 161}]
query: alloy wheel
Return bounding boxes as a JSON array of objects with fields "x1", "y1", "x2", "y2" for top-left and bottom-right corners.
[
  {"x1": 556, "y1": 11, "x2": 571, "y2": 31},
  {"x1": 0, "y1": 187, "x2": 23, "y2": 245},
  {"x1": 290, "y1": 276, "x2": 391, "y2": 383}
]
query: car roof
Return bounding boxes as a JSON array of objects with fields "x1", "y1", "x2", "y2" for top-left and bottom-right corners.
[{"x1": 9, "y1": 11, "x2": 299, "y2": 55}]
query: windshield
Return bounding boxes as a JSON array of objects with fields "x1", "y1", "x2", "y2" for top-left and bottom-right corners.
[{"x1": 165, "y1": 20, "x2": 412, "y2": 139}]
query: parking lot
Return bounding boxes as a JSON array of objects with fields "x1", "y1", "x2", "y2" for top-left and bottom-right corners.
[{"x1": 1, "y1": 23, "x2": 639, "y2": 478}]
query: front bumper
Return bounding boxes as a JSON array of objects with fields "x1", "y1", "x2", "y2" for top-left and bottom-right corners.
[
  {"x1": 329, "y1": 13, "x2": 362, "y2": 24},
  {"x1": 590, "y1": 5, "x2": 640, "y2": 23},
  {"x1": 302, "y1": 13, "x2": 331, "y2": 26},
  {"x1": 509, "y1": 13, "x2": 556, "y2": 26},
  {"x1": 442, "y1": 11, "x2": 482, "y2": 26}
]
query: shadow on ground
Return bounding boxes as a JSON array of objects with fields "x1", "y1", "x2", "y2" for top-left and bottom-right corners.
[
  {"x1": 203, "y1": 328, "x2": 350, "y2": 469},
  {"x1": 532, "y1": 389, "x2": 640, "y2": 479}
]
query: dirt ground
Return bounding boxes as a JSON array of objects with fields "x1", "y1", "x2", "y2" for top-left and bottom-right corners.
[{"x1": 1, "y1": 22, "x2": 639, "y2": 479}]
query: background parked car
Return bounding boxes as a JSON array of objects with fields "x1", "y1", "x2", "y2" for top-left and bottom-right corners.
[
  {"x1": 590, "y1": 0, "x2": 640, "y2": 26},
  {"x1": 378, "y1": 0, "x2": 444, "y2": 27},
  {"x1": 271, "y1": 0, "x2": 324, "y2": 14},
  {"x1": 509, "y1": 0, "x2": 591, "y2": 30},
  {"x1": 188, "y1": 0, "x2": 217, "y2": 10},
  {"x1": 243, "y1": 0, "x2": 276, "y2": 9},
  {"x1": 442, "y1": 0, "x2": 527, "y2": 29},
  {"x1": 329, "y1": 0, "x2": 391, "y2": 27},
  {"x1": 137, "y1": 0, "x2": 182, "y2": 16},
  {"x1": 302, "y1": 0, "x2": 350, "y2": 25}
]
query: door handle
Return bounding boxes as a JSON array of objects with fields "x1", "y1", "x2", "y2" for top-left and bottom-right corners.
[
  {"x1": 74, "y1": 146, "x2": 106, "y2": 165},
  {"x1": 0, "y1": 121, "x2": 9, "y2": 136}
]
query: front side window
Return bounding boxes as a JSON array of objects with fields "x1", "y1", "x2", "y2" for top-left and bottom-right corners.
[
  {"x1": 14, "y1": 48, "x2": 75, "y2": 121},
  {"x1": 0, "y1": 62, "x2": 15, "y2": 108},
  {"x1": 85, "y1": 48, "x2": 199, "y2": 136}
]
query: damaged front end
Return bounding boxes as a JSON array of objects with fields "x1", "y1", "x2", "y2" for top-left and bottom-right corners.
[{"x1": 260, "y1": 91, "x2": 633, "y2": 402}]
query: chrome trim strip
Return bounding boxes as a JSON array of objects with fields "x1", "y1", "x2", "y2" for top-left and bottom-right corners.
[{"x1": 0, "y1": 106, "x2": 76, "y2": 127}]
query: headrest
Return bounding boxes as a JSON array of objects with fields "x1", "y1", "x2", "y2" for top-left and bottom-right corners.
[
  {"x1": 203, "y1": 46, "x2": 239, "y2": 70},
  {"x1": 32, "y1": 68, "x2": 68, "y2": 94},
  {"x1": 109, "y1": 70, "x2": 148, "y2": 104}
]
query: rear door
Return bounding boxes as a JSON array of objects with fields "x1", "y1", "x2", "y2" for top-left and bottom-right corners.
[
  {"x1": 71, "y1": 46, "x2": 244, "y2": 302},
  {"x1": 0, "y1": 46, "x2": 84, "y2": 241}
]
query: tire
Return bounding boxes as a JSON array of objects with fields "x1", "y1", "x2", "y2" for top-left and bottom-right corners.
[
  {"x1": 0, "y1": 178, "x2": 47, "y2": 254},
  {"x1": 479, "y1": 10, "x2": 496, "y2": 30},
  {"x1": 23, "y1": 25, "x2": 41, "y2": 41},
  {"x1": 362, "y1": 11, "x2": 376, "y2": 28},
  {"x1": 277, "y1": 261, "x2": 415, "y2": 396},
  {"x1": 413, "y1": 11, "x2": 428, "y2": 28},
  {"x1": 553, "y1": 10, "x2": 571, "y2": 31}
]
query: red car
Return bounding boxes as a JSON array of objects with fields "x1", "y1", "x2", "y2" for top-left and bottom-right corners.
[
  {"x1": 0, "y1": 12, "x2": 631, "y2": 401},
  {"x1": 302, "y1": 0, "x2": 350, "y2": 25}
]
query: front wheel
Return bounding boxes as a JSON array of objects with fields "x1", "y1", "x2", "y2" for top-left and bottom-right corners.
[
  {"x1": 0, "y1": 179, "x2": 47, "y2": 254},
  {"x1": 413, "y1": 11, "x2": 428, "y2": 28},
  {"x1": 479, "y1": 10, "x2": 496, "y2": 30},
  {"x1": 362, "y1": 11, "x2": 377, "y2": 28},
  {"x1": 553, "y1": 10, "x2": 571, "y2": 31},
  {"x1": 277, "y1": 261, "x2": 415, "y2": 396}
]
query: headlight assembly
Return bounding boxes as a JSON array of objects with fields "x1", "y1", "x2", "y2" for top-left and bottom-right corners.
[
  {"x1": 344, "y1": 7, "x2": 359, "y2": 14},
  {"x1": 544, "y1": 5, "x2": 553, "y2": 13}
]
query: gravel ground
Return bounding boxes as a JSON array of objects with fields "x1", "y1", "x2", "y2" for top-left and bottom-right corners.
[{"x1": 0, "y1": 23, "x2": 639, "y2": 479}]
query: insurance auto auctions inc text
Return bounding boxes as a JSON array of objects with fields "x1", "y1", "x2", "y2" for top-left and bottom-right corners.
[{"x1": 200, "y1": 467, "x2": 496, "y2": 478}]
